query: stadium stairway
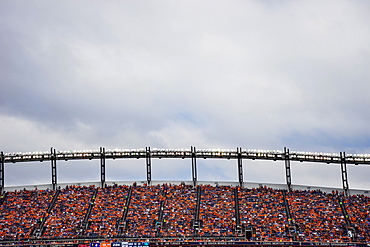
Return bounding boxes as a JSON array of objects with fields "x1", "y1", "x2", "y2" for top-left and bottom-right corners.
[
  {"x1": 155, "y1": 201, "x2": 165, "y2": 237},
  {"x1": 32, "y1": 189, "x2": 60, "y2": 238},
  {"x1": 155, "y1": 186, "x2": 168, "y2": 236},
  {"x1": 192, "y1": 186, "x2": 202, "y2": 237},
  {"x1": 233, "y1": 187, "x2": 244, "y2": 236},
  {"x1": 79, "y1": 188, "x2": 99, "y2": 236},
  {"x1": 0, "y1": 191, "x2": 7, "y2": 206},
  {"x1": 118, "y1": 186, "x2": 133, "y2": 235},
  {"x1": 282, "y1": 190, "x2": 298, "y2": 241},
  {"x1": 338, "y1": 196, "x2": 358, "y2": 242}
]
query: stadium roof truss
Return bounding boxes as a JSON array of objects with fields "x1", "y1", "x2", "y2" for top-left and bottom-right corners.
[{"x1": 1, "y1": 147, "x2": 370, "y2": 194}]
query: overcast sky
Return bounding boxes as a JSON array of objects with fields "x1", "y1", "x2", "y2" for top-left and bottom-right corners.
[{"x1": 1, "y1": 0, "x2": 370, "y2": 190}]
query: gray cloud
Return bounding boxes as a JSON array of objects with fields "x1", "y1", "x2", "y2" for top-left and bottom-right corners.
[{"x1": 1, "y1": 0, "x2": 370, "y2": 189}]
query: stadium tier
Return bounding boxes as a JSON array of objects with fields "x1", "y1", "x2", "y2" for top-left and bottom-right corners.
[{"x1": 0, "y1": 183, "x2": 369, "y2": 246}]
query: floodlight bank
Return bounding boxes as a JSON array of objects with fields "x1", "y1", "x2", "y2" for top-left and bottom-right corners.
[{"x1": 0, "y1": 147, "x2": 369, "y2": 195}]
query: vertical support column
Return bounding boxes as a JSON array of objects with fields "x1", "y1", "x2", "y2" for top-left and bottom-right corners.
[
  {"x1": 237, "y1": 147, "x2": 243, "y2": 187},
  {"x1": 146, "y1": 147, "x2": 151, "y2": 185},
  {"x1": 284, "y1": 147, "x2": 292, "y2": 191},
  {"x1": 0, "y1": 151, "x2": 4, "y2": 194},
  {"x1": 51, "y1": 147, "x2": 57, "y2": 191},
  {"x1": 340, "y1": 152, "x2": 349, "y2": 196},
  {"x1": 100, "y1": 147, "x2": 106, "y2": 188},
  {"x1": 191, "y1": 146, "x2": 197, "y2": 187}
]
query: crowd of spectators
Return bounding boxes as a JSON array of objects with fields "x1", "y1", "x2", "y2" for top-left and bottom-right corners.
[
  {"x1": 342, "y1": 194, "x2": 370, "y2": 242},
  {"x1": 0, "y1": 188, "x2": 52, "y2": 240},
  {"x1": 123, "y1": 184, "x2": 163, "y2": 238},
  {"x1": 0, "y1": 184, "x2": 369, "y2": 243},
  {"x1": 160, "y1": 184, "x2": 196, "y2": 237},
  {"x1": 42, "y1": 185, "x2": 96, "y2": 239},
  {"x1": 286, "y1": 190, "x2": 348, "y2": 242},
  {"x1": 238, "y1": 186, "x2": 288, "y2": 241},
  {"x1": 84, "y1": 185, "x2": 130, "y2": 238},
  {"x1": 198, "y1": 185, "x2": 236, "y2": 237}
]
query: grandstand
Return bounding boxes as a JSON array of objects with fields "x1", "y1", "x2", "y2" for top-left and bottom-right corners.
[{"x1": 0, "y1": 147, "x2": 369, "y2": 247}]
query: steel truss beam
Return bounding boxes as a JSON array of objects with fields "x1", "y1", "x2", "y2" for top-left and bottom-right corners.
[
  {"x1": 3, "y1": 148, "x2": 370, "y2": 165},
  {"x1": 191, "y1": 146, "x2": 197, "y2": 187},
  {"x1": 51, "y1": 148, "x2": 57, "y2": 190},
  {"x1": 0, "y1": 151, "x2": 4, "y2": 194},
  {"x1": 237, "y1": 147, "x2": 243, "y2": 187},
  {"x1": 284, "y1": 147, "x2": 292, "y2": 191},
  {"x1": 0, "y1": 147, "x2": 367, "y2": 193},
  {"x1": 340, "y1": 152, "x2": 349, "y2": 196},
  {"x1": 146, "y1": 147, "x2": 152, "y2": 185},
  {"x1": 100, "y1": 147, "x2": 106, "y2": 188}
]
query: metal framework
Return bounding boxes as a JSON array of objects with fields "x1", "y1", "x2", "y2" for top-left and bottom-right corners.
[
  {"x1": 340, "y1": 152, "x2": 350, "y2": 196},
  {"x1": 100, "y1": 147, "x2": 106, "y2": 188},
  {"x1": 191, "y1": 146, "x2": 197, "y2": 187},
  {"x1": 1, "y1": 147, "x2": 368, "y2": 190},
  {"x1": 237, "y1": 147, "x2": 243, "y2": 187},
  {"x1": 146, "y1": 147, "x2": 152, "y2": 185},
  {"x1": 3, "y1": 148, "x2": 370, "y2": 165},
  {"x1": 284, "y1": 147, "x2": 292, "y2": 191},
  {"x1": 50, "y1": 148, "x2": 57, "y2": 190},
  {"x1": 0, "y1": 151, "x2": 4, "y2": 194}
]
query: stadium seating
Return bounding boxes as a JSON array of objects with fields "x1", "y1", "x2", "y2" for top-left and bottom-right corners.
[
  {"x1": 85, "y1": 184, "x2": 130, "y2": 238},
  {"x1": 286, "y1": 190, "x2": 349, "y2": 242},
  {"x1": 342, "y1": 194, "x2": 370, "y2": 242},
  {"x1": 239, "y1": 186, "x2": 289, "y2": 241},
  {"x1": 42, "y1": 185, "x2": 96, "y2": 239},
  {"x1": 198, "y1": 185, "x2": 235, "y2": 237},
  {"x1": 0, "y1": 188, "x2": 51, "y2": 240},
  {"x1": 124, "y1": 184, "x2": 163, "y2": 238},
  {"x1": 0, "y1": 184, "x2": 369, "y2": 243},
  {"x1": 160, "y1": 184, "x2": 196, "y2": 237}
]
